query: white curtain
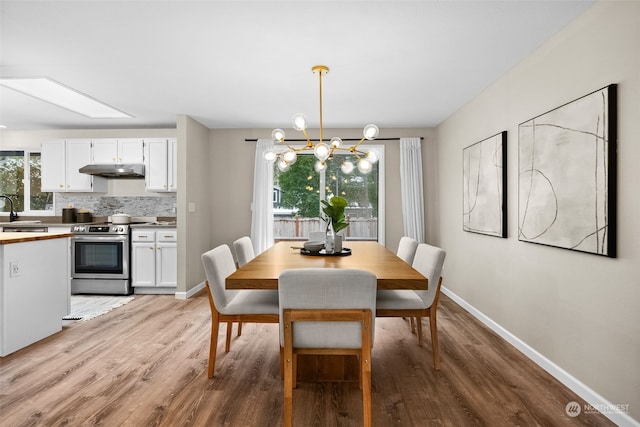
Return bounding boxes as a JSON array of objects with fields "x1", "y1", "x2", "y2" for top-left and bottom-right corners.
[
  {"x1": 399, "y1": 137, "x2": 425, "y2": 243},
  {"x1": 250, "y1": 139, "x2": 274, "y2": 254}
]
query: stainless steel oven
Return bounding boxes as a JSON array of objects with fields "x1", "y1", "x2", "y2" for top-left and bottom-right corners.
[{"x1": 70, "y1": 224, "x2": 132, "y2": 295}]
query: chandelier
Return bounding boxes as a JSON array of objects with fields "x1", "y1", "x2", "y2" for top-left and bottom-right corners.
[{"x1": 264, "y1": 65, "x2": 379, "y2": 174}]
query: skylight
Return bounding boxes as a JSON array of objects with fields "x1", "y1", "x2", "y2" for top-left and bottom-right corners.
[{"x1": 0, "y1": 77, "x2": 132, "y2": 119}]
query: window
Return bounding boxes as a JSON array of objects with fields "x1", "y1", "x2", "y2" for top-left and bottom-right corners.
[
  {"x1": 273, "y1": 146, "x2": 384, "y2": 242},
  {"x1": 0, "y1": 150, "x2": 54, "y2": 215}
]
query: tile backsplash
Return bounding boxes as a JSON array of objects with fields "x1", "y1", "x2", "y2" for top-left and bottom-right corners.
[{"x1": 56, "y1": 195, "x2": 177, "y2": 217}]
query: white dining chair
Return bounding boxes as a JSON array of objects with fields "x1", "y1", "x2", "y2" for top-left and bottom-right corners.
[
  {"x1": 376, "y1": 243, "x2": 446, "y2": 369},
  {"x1": 396, "y1": 236, "x2": 419, "y2": 265},
  {"x1": 279, "y1": 268, "x2": 377, "y2": 427},
  {"x1": 201, "y1": 244, "x2": 279, "y2": 378},
  {"x1": 233, "y1": 236, "x2": 255, "y2": 267}
]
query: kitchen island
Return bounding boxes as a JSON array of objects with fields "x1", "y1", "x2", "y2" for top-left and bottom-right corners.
[{"x1": 1, "y1": 232, "x2": 72, "y2": 356}]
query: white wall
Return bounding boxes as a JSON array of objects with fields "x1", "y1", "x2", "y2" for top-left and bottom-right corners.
[{"x1": 435, "y1": 2, "x2": 639, "y2": 423}]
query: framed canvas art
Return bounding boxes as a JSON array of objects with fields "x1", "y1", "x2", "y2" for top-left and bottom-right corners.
[
  {"x1": 518, "y1": 84, "x2": 617, "y2": 257},
  {"x1": 463, "y1": 131, "x2": 507, "y2": 238}
]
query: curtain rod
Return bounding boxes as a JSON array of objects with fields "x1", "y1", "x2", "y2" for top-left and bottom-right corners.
[{"x1": 244, "y1": 137, "x2": 423, "y2": 142}]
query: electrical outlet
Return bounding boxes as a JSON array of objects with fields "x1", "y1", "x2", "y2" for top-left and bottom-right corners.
[{"x1": 10, "y1": 261, "x2": 20, "y2": 277}]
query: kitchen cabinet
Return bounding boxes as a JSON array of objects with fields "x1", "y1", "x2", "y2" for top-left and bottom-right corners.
[
  {"x1": 144, "y1": 138, "x2": 177, "y2": 192},
  {"x1": 131, "y1": 228, "x2": 177, "y2": 293},
  {"x1": 92, "y1": 138, "x2": 144, "y2": 164},
  {"x1": 41, "y1": 140, "x2": 107, "y2": 192}
]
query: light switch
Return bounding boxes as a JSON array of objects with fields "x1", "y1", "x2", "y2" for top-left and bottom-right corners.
[{"x1": 188, "y1": 202, "x2": 196, "y2": 213}]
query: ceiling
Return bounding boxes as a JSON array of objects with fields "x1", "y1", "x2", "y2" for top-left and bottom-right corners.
[{"x1": 0, "y1": 0, "x2": 594, "y2": 132}]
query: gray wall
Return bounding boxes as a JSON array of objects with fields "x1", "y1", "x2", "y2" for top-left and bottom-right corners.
[{"x1": 434, "y1": 2, "x2": 639, "y2": 422}]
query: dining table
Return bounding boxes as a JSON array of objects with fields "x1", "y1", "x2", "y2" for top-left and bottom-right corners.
[
  {"x1": 225, "y1": 240, "x2": 428, "y2": 382},
  {"x1": 225, "y1": 240, "x2": 428, "y2": 291}
]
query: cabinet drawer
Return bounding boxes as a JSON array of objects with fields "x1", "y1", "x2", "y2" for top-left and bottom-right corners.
[
  {"x1": 156, "y1": 230, "x2": 177, "y2": 242},
  {"x1": 132, "y1": 230, "x2": 155, "y2": 241}
]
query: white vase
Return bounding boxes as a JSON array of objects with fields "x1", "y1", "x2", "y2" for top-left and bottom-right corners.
[{"x1": 334, "y1": 234, "x2": 343, "y2": 253}]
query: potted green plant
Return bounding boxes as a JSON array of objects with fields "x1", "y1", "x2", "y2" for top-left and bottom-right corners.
[{"x1": 321, "y1": 196, "x2": 349, "y2": 252}]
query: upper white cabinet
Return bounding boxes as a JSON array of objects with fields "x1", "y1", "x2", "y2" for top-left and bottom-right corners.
[
  {"x1": 92, "y1": 138, "x2": 144, "y2": 164},
  {"x1": 41, "y1": 140, "x2": 107, "y2": 192},
  {"x1": 144, "y1": 138, "x2": 177, "y2": 192}
]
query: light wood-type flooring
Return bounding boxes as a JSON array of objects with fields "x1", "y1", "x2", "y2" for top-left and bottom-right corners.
[{"x1": 0, "y1": 291, "x2": 614, "y2": 426}]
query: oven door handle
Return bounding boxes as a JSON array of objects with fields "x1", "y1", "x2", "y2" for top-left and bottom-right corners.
[{"x1": 71, "y1": 236, "x2": 128, "y2": 242}]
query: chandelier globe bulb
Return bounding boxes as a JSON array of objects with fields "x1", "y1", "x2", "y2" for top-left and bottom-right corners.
[
  {"x1": 272, "y1": 128, "x2": 286, "y2": 142},
  {"x1": 314, "y1": 160, "x2": 327, "y2": 173},
  {"x1": 341, "y1": 161, "x2": 354, "y2": 174},
  {"x1": 277, "y1": 160, "x2": 290, "y2": 172},
  {"x1": 357, "y1": 158, "x2": 373, "y2": 174},
  {"x1": 365, "y1": 150, "x2": 379, "y2": 164},
  {"x1": 330, "y1": 137, "x2": 342, "y2": 149},
  {"x1": 264, "y1": 150, "x2": 277, "y2": 162},
  {"x1": 314, "y1": 142, "x2": 330, "y2": 161},
  {"x1": 363, "y1": 124, "x2": 379, "y2": 140},
  {"x1": 292, "y1": 114, "x2": 307, "y2": 131},
  {"x1": 282, "y1": 149, "x2": 297, "y2": 165}
]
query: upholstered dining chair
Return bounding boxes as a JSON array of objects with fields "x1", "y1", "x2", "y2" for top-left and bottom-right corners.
[
  {"x1": 201, "y1": 244, "x2": 279, "y2": 378},
  {"x1": 233, "y1": 236, "x2": 256, "y2": 267},
  {"x1": 278, "y1": 268, "x2": 377, "y2": 427},
  {"x1": 376, "y1": 243, "x2": 446, "y2": 369},
  {"x1": 396, "y1": 236, "x2": 419, "y2": 265}
]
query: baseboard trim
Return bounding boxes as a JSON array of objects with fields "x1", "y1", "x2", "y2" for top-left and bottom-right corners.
[
  {"x1": 174, "y1": 281, "x2": 206, "y2": 300},
  {"x1": 441, "y1": 286, "x2": 639, "y2": 427}
]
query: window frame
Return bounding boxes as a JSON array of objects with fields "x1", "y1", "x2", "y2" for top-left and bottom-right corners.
[{"x1": 0, "y1": 149, "x2": 55, "y2": 217}]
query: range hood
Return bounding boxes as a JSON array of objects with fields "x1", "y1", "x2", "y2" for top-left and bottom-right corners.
[{"x1": 79, "y1": 163, "x2": 145, "y2": 178}]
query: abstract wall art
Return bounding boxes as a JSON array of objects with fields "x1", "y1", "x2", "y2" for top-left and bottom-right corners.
[
  {"x1": 463, "y1": 131, "x2": 507, "y2": 238},
  {"x1": 518, "y1": 84, "x2": 617, "y2": 257}
]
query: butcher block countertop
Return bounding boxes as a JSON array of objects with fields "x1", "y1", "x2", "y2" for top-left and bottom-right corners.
[{"x1": 0, "y1": 232, "x2": 73, "y2": 245}]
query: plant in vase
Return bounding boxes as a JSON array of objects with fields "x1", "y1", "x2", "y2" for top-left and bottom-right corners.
[{"x1": 321, "y1": 196, "x2": 349, "y2": 253}]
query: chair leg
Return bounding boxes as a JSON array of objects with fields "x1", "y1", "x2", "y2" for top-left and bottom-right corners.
[
  {"x1": 237, "y1": 321, "x2": 243, "y2": 337},
  {"x1": 361, "y1": 322, "x2": 372, "y2": 427},
  {"x1": 225, "y1": 321, "x2": 233, "y2": 353},
  {"x1": 283, "y1": 316, "x2": 294, "y2": 427},
  {"x1": 416, "y1": 317, "x2": 424, "y2": 347},
  {"x1": 429, "y1": 310, "x2": 440, "y2": 370},
  {"x1": 292, "y1": 354, "x2": 297, "y2": 389},
  {"x1": 410, "y1": 317, "x2": 416, "y2": 334},
  {"x1": 280, "y1": 347, "x2": 284, "y2": 380},
  {"x1": 208, "y1": 316, "x2": 220, "y2": 378}
]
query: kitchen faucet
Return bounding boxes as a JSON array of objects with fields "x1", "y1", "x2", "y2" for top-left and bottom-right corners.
[{"x1": 0, "y1": 195, "x2": 18, "y2": 222}]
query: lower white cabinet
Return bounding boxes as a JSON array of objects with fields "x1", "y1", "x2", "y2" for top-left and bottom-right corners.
[{"x1": 131, "y1": 228, "x2": 177, "y2": 293}]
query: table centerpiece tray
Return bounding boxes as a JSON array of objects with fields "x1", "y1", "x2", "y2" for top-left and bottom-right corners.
[{"x1": 300, "y1": 248, "x2": 352, "y2": 256}]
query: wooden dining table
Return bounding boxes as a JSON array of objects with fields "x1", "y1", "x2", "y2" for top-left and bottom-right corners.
[
  {"x1": 225, "y1": 240, "x2": 427, "y2": 382},
  {"x1": 226, "y1": 240, "x2": 428, "y2": 291}
]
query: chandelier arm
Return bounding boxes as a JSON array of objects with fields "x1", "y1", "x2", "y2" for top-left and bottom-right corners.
[
  {"x1": 301, "y1": 128, "x2": 314, "y2": 148},
  {"x1": 350, "y1": 137, "x2": 367, "y2": 150}
]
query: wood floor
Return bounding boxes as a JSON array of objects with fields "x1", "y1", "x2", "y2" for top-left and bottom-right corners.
[{"x1": 0, "y1": 291, "x2": 614, "y2": 426}]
